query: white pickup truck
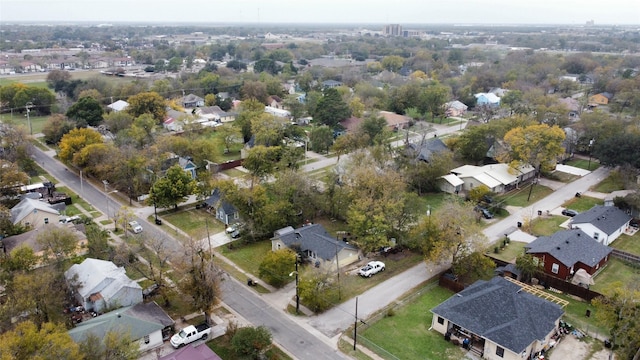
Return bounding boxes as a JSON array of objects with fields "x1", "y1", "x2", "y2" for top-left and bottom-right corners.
[{"x1": 170, "y1": 323, "x2": 211, "y2": 348}]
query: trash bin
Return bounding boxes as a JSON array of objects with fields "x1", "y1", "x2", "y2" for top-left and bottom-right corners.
[
  {"x1": 585, "y1": 309, "x2": 591, "y2": 317},
  {"x1": 538, "y1": 210, "x2": 542, "y2": 216},
  {"x1": 517, "y1": 222, "x2": 522, "y2": 228}
]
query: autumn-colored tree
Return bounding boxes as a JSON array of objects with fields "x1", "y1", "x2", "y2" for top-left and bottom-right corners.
[
  {"x1": 36, "y1": 226, "x2": 81, "y2": 266},
  {"x1": 381, "y1": 55, "x2": 404, "y2": 72},
  {"x1": 78, "y1": 331, "x2": 140, "y2": 360},
  {"x1": 5, "y1": 270, "x2": 68, "y2": 327},
  {"x1": 592, "y1": 281, "x2": 640, "y2": 360},
  {"x1": 58, "y1": 127, "x2": 103, "y2": 164},
  {"x1": 240, "y1": 81, "x2": 268, "y2": 103},
  {"x1": 515, "y1": 254, "x2": 543, "y2": 283},
  {"x1": 126, "y1": 91, "x2": 167, "y2": 123},
  {"x1": 258, "y1": 249, "x2": 297, "y2": 288},
  {"x1": 0, "y1": 160, "x2": 28, "y2": 200},
  {"x1": 251, "y1": 113, "x2": 288, "y2": 146},
  {"x1": 103, "y1": 110, "x2": 134, "y2": 134},
  {"x1": 297, "y1": 269, "x2": 339, "y2": 313},
  {"x1": 0, "y1": 321, "x2": 83, "y2": 360},
  {"x1": 499, "y1": 123, "x2": 566, "y2": 172}
]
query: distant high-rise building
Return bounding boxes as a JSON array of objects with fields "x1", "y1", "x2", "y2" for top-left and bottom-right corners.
[
  {"x1": 383, "y1": 24, "x2": 402, "y2": 36},
  {"x1": 586, "y1": 19, "x2": 595, "y2": 26}
]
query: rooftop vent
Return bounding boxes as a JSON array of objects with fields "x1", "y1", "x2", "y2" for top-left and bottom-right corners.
[{"x1": 556, "y1": 246, "x2": 561, "y2": 250}]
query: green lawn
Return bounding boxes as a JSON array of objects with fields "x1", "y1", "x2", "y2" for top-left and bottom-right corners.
[
  {"x1": 542, "y1": 291, "x2": 609, "y2": 337},
  {"x1": 488, "y1": 241, "x2": 527, "y2": 263},
  {"x1": 497, "y1": 185, "x2": 553, "y2": 207},
  {"x1": 358, "y1": 283, "x2": 465, "y2": 360},
  {"x1": 221, "y1": 168, "x2": 247, "y2": 178},
  {"x1": 549, "y1": 171, "x2": 580, "y2": 183},
  {"x1": 0, "y1": 114, "x2": 49, "y2": 134},
  {"x1": 591, "y1": 258, "x2": 640, "y2": 294},
  {"x1": 565, "y1": 158, "x2": 600, "y2": 171},
  {"x1": 530, "y1": 216, "x2": 567, "y2": 237},
  {"x1": 562, "y1": 196, "x2": 603, "y2": 212},
  {"x1": 208, "y1": 335, "x2": 292, "y2": 360},
  {"x1": 161, "y1": 209, "x2": 225, "y2": 239},
  {"x1": 217, "y1": 240, "x2": 272, "y2": 279},
  {"x1": 609, "y1": 232, "x2": 640, "y2": 256},
  {"x1": 413, "y1": 192, "x2": 453, "y2": 215},
  {"x1": 592, "y1": 172, "x2": 626, "y2": 193}
]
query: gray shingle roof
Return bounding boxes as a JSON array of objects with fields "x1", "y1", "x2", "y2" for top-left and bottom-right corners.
[
  {"x1": 204, "y1": 188, "x2": 237, "y2": 215},
  {"x1": 68, "y1": 301, "x2": 173, "y2": 343},
  {"x1": 525, "y1": 229, "x2": 612, "y2": 268},
  {"x1": 275, "y1": 224, "x2": 357, "y2": 260},
  {"x1": 406, "y1": 138, "x2": 450, "y2": 162},
  {"x1": 571, "y1": 205, "x2": 632, "y2": 235},
  {"x1": 431, "y1": 277, "x2": 564, "y2": 354}
]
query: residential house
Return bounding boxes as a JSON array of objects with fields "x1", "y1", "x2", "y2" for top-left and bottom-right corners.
[
  {"x1": 339, "y1": 116, "x2": 364, "y2": 133},
  {"x1": 107, "y1": 100, "x2": 129, "y2": 112},
  {"x1": 322, "y1": 80, "x2": 343, "y2": 89},
  {"x1": 68, "y1": 301, "x2": 174, "y2": 353},
  {"x1": 154, "y1": 154, "x2": 198, "y2": 180},
  {"x1": 163, "y1": 109, "x2": 187, "y2": 132},
  {"x1": 265, "y1": 106, "x2": 291, "y2": 118},
  {"x1": 204, "y1": 188, "x2": 239, "y2": 225},
  {"x1": 406, "y1": 138, "x2": 450, "y2": 163},
  {"x1": 266, "y1": 95, "x2": 284, "y2": 109},
  {"x1": 181, "y1": 94, "x2": 205, "y2": 108},
  {"x1": 525, "y1": 229, "x2": 612, "y2": 281},
  {"x1": 558, "y1": 97, "x2": 580, "y2": 119},
  {"x1": 158, "y1": 343, "x2": 222, "y2": 360},
  {"x1": 446, "y1": 163, "x2": 535, "y2": 194},
  {"x1": 10, "y1": 197, "x2": 60, "y2": 227},
  {"x1": 64, "y1": 258, "x2": 143, "y2": 312},
  {"x1": 271, "y1": 224, "x2": 360, "y2": 269},
  {"x1": 196, "y1": 106, "x2": 235, "y2": 123},
  {"x1": 379, "y1": 111, "x2": 411, "y2": 130},
  {"x1": 569, "y1": 205, "x2": 632, "y2": 246},
  {"x1": 439, "y1": 174, "x2": 465, "y2": 194},
  {"x1": 431, "y1": 277, "x2": 564, "y2": 360},
  {"x1": 443, "y1": 100, "x2": 468, "y2": 117},
  {"x1": 588, "y1": 93, "x2": 612, "y2": 106},
  {"x1": 474, "y1": 93, "x2": 501, "y2": 107},
  {"x1": 0, "y1": 223, "x2": 88, "y2": 265}
]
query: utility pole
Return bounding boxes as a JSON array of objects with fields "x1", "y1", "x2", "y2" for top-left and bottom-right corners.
[{"x1": 25, "y1": 102, "x2": 33, "y2": 135}]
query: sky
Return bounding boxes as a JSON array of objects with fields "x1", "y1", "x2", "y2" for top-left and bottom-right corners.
[{"x1": 1, "y1": 0, "x2": 639, "y2": 25}]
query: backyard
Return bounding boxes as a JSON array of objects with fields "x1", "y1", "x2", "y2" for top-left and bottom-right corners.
[
  {"x1": 609, "y1": 232, "x2": 640, "y2": 255},
  {"x1": 488, "y1": 241, "x2": 527, "y2": 263},
  {"x1": 591, "y1": 258, "x2": 640, "y2": 295}
]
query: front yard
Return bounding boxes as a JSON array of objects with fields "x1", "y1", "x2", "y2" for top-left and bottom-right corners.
[
  {"x1": 530, "y1": 215, "x2": 568, "y2": 237},
  {"x1": 562, "y1": 196, "x2": 603, "y2": 212},
  {"x1": 497, "y1": 184, "x2": 553, "y2": 207},
  {"x1": 161, "y1": 208, "x2": 225, "y2": 239},
  {"x1": 356, "y1": 282, "x2": 465, "y2": 360}
]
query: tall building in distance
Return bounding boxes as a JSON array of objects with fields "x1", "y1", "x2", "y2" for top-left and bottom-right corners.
[{"x1": 383, "y1": 24, "x2": 402, "y2": 36}]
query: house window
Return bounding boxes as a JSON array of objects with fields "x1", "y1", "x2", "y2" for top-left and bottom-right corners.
[
  {"x1": 277, "y1": 243, "x2": 281, "y2": 249},
  {"x1": 44, "y1": 218, "x2": 49, "y2": 224},
  {"x1": 496, "y1": 346, "x2": 504, "y2": 357},
  {"x1": 552, "y1": 263, "x2": 560, "y2": 274},
  {"x1": 437, "y1": 316, "x2": 444, "y2": 325},
  {"x1": 593, "y1": 232, "x2": 599, "y2": 241},
  {"x1": 144, "y1": 335, "x2": 150, "y2": 344}
]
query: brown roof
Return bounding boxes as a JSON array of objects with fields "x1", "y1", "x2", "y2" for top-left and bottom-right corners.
[
  {"x1": 340, "y1": 116, "x2": 364, "y2": 133},
  {"x1": 379, "y1": 111, "x2": 411, "y2": 128}
]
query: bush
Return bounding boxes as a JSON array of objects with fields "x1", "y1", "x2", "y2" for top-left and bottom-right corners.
[
  {"x1": 494, "y1": 246, "x2": 500, "y2": 254},
  {"x1": 231, "y1": 326, "x2": 272, "y2": 359}
]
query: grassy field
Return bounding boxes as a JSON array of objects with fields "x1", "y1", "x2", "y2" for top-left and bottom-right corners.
[
  {"x1": 488, "y1": 241, "x2": 527, "y2": 262},
  {"x1": 0, "y1": 114, "x2": 49, "y2": 134},
  {"x1": 358, "y1": 283, "x2": 465, "y2": 360},
  {"x1": 530, "y1": 215, "x2": 568, "y2": 237},
  {"x1": 592, "y1": 172, "x2": 626, "y2": 193},
  {"x1": 497, "y1": 185, "x2": 553, "y2": 207},
  {"x1": 565, "y1": 158, "x2": 600, "y2": 171},
  {"x1": 217, "y1": 240, "x2": 273, "y2": 279},
  {"x1": 161, "y1": 208, "x2": 225, "y2": 239},
  {"x1": 591, "y1": 258, "x2": 640, "y2": 295},
  {"x1": 609, "y1": 232, "x2": 640, "y2": 256},
  {"x1": 562, "y1": 196, "x2": 603, "y2": 212}
]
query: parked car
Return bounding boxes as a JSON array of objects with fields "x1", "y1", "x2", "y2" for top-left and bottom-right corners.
[
  {"x1": 128, "y1": 220, "x2": 143, "y2": 234},
  {"x1": 230, "y1": 230, "x2": 241, "y2": 239},
  {"x1": 226, "y1": 223, "x2": 241, "y2": 233},
  {"x1": 358, "y1": 261, "x2": 385, "y2": 277},
  {"x1": 59, "y1": 215, "x2": 81, "y2": 224},
  {"x1": 474, "y1": 206, "x2": 493, "y2": 219},
  {"x1": 630, "y1": 219, "x2": 639, "y2": 229},
  {"x1": 562, "y1": 209, "x2": 579, "y2": 217}
]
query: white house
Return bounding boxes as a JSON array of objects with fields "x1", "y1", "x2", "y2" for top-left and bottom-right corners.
[
  {"x1": 265, "y1": 106, "x2": 291, "y2": 118},
  {"x1": 474, "y1": 93, "x2": 501, "y2": 107},
  {"x1": 107, "y1": 100, "x2": 129, "y2": 112},
  {"x1": 569, "y1": 205, "x2": 632, "y2": 246},
  {"x1": 64, "y1": 258, "x2": 143, "y2": 312},
  {"x1": 448, "y1": 163, "x2": 535, "y2": 194},
  {"x1": 10, "y1": 197, "x2": 60, "y2": 227}
]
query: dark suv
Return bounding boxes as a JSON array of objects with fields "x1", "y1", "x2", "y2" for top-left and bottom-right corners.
[{"x1": 562, "y1": 209, "x2": 579, "y2": 217}]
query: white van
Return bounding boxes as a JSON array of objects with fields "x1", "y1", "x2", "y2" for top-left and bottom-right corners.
[{"x1": 128, "y1": 221, "x2": 143, "y2": 234}]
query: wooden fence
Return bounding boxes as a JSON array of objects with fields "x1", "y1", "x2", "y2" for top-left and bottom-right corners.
[{"x1": 610, "y1": 249, "x2": 640, "y2": 265}]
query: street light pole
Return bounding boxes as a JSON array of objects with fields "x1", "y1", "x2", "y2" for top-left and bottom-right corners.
[
  {"x1": 25, "y1": 102, "x2": 33, "y2": 135},
  {"x1": 588, "y1": 138, "x2": 595, "y2": 170},
  {"x1": 294, "y1": 257, "x2": 299, "y2": 314}
]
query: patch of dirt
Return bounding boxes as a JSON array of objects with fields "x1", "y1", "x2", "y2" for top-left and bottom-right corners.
[{"x1": 548, "y1": 335, "x2": 613, "y2": 360}]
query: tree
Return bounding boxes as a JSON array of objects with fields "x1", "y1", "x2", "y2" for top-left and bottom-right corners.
[
  {"x1": 66, "y1": 96, "x2": 104, "y2": 126},
  {"x1": 419, "y1": 83, "x2": 449, "y2": 121},
  {"x1": 5, "y1": 270, "x2": 67, "y2": 327},
  {"x1": 258, "y1": 249, "x2": 297, "y2": 288},
  {"x1": 358, "y1": 115, "x2": 388, "y2": 145},
  {"x1": 103, "y1": 111, "x2": 134, "y2": 134},
  {"x1": 216, "y1": 125, "x2": 242, "y2": 154},
  {"x1": 231, "y1": 326, "x2": 273, "y2": 359},
  {"x1": 36, "y1": 226, "x2": 81, "y2": 266},
  {"x1": 0, "y1": 321, "x2": 83, "y2": 360},
  {"x1": 309, "y1": 125, "x2": 333, "y2": 153},
  {"x1": 251, "y1": 113, "x2": 287, "y2": 146},
  {"x1": 500, "y1": 123, "x2": 566, "y2": 172},
  {"x1": 0, "y1": 246, "x2": 38, "y2": 274},
  {"x1": 243, "y1": 146, "x2": 280, "y2": 188},
  {"x1": 149, "y1": 165, "x2": 196, "y2": 209},
  {"x1": 0, "y1": 160, "x2": 28, "y2": 200},
  {"x1": 78, "y1": 331, "x2": 140, "y2": 360},
  {"x1": 451, "y1": 251, "x2": 494, "y2": 284},
  {"x1": 402, "y1": 152, "x2": 454, "y2": 195},
  {"x1": 234, "y1": 98, "x2": 264, "y2": 142},
  {"x1": 46, "y1": 69, "x2": 72, "y2": 92},
  {"x1": 592, "y1": 281, "x2": 640, "y2": 360},
  {"x1": 58, "y1": 127, "x2": 103, "y2": 163},
  {"x1": 42, "y1": 114, "x2": 75, "y2": 144},
  {"x1": 515, "y1": 254, "x2": 543, "y2": 283},
  {"x1": 313, "y1": 88, "x2": 351, "y2": 128},
  {"x1": 593, "y1": 133, "x2": 640, "y2": 169},
  {"x1": 297, "y1": 269, "x2": 339, "y2": 313},
  {"x1": 126, "y1": 91, "x2": 166, "y2": 123},
  {"x1": 240, "y1": 81, "x2": 268, "y2": 103},
  {"x1": 409, "y1": 199, "x2": 487, "y2": 269},
  {"x1": 381, "y1": 55, "x2": 404, "y2": 72}
]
